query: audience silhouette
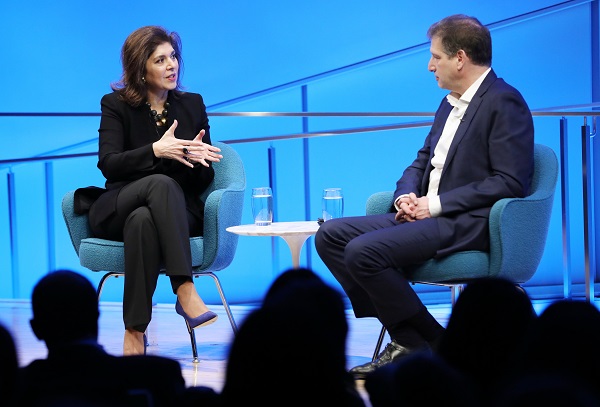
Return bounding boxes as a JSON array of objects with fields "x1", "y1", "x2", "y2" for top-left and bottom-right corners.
[
  {"x1": 11, "y1": 268, "x2": 600, "y2": 406},
  {"x1": 364, "y1": 352, "x2": 477, "y2": 407},
  {"x1": 493, "y1": 298, "x2": 600, "y2": 405},
  {"x1": 18, "y1": 269, "x2": 186, "y2": 407},
  {"x1": 491, "y1": 373, "x2": 600, "y2": 407},
  {"x1": 219, "y1": 267, "x2": 366, "y2": 407},
  {"x1": 178, "y1": 384, "x2": 221, "y2": 407},
  {"x1": 435, "y1": 277, "x2": 537, "y2": 404},
  {"x1": 0, "y1": 323, "x2": 19, "y2": 407}
]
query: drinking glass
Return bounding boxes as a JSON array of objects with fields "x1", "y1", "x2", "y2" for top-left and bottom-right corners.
[
  {"x1": 251, "y1": 187, "x2": 273, "y2": 226},
  {"x1": 322, "y1": 188, "x2": 344, "y2": 221}
]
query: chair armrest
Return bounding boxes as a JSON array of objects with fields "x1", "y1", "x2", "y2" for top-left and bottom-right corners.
[
  {"x1": 61, "y1": 190, "x2": 94, "y2": 255},
  {"x1": 366, "y1": 191, "x2": 394, "y2": 215},
  {"x1": 197, "y1": 187, "x2": 245, "y2": 272},
  {"x1": 488, "y1": 194, "x2": 554, "y2": 283}
]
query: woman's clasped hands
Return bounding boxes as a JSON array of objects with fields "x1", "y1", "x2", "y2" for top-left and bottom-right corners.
[{"x1": 152, "y1": 119, "x2": 223, "y2": 168}]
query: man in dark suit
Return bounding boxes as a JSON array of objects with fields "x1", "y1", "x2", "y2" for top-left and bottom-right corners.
[
  {"x1": 315, "y1": 14, "x2": 534, "y2": 379},
  {"x1": 18, "y1": 269, "x2": 186, "y2": 406}
]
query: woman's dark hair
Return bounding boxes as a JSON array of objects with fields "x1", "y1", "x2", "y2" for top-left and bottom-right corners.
[
  {"x1": 427, "y1": 14, "x2": 492, "y2": 67},
  {"x1": 111, "y1": 26, "x2": 184, "y2": 106}
]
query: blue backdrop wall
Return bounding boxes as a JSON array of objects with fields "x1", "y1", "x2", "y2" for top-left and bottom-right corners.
[{"x1": 1, "y1": 0, "x2": 598, "y2": 306}]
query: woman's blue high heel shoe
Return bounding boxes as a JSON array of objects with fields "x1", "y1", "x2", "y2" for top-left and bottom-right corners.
[{"x1": 175, "y1": 300, "x2": 218, "y2": 330}]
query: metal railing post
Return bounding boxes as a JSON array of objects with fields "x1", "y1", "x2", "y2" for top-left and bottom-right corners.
[
  {"x1": 582, "y1": 117, "x2": 597, "y2": 301},
  {"x1": 8, "y1": 170, "x2": 19, "y2": 297},
  {"x1": 560, "y1": 117, "x2": 572, "y2": 299}
]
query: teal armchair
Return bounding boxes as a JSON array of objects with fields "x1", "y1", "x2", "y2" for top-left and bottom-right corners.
[
  {"x1": 61, "y1": 141, "x2": 246, "y2": 362},
  {"x1": 366, "y1": 143, "x2": 558, "y2": 360}
]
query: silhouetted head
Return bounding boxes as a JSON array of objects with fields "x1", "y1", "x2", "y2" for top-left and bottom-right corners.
[
  {"x1": 263, "y1": 267, "x2": 329, "y2": 304},
  {"x1": 222, "y1": 267, "x2": 353, "y2": 406},
  {"x1": 437, "y1": 277, "x2": 537, "y2": 399},
  {"x1": 515, "y1": 299, "x2": 600, "y2": 399},
  {"x1": 262, "y1": 267, "x2": 349, "y2": 352},
  {"x1": 30, "y1": 270, "x2": 99, "y2": 346}
]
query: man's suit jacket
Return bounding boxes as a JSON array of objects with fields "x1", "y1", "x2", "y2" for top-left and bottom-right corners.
[{"x1": 393, "y1": 69, "x2": 534, "y2": 257}]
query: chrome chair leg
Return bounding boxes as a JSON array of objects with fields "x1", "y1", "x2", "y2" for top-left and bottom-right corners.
[
  {"x1": 201, "y1": 272, "x2": 238, "y2": 334},
  {"x1": 372, "y1": 325, "x2": 387, "y2": 362}
]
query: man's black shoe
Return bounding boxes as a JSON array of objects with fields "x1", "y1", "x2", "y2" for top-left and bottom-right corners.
[{"x1": 349, "y1": 340, "x2": 422, "y2": 379}]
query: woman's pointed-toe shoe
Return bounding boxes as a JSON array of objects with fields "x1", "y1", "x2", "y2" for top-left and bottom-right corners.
[{"x1": 175, "y1": 300, "x2": 218, "y2": 329}]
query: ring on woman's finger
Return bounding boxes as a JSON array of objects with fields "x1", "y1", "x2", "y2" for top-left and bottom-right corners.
[
  {"x1": 183, "y1": 147, "x2": 189, "y2": 154},
  {"x1": 184, "y1": 156, "x2": 190, "y2": 162}
]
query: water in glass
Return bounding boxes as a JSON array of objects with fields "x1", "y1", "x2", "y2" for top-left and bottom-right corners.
[
  {"x1": 322, "y1": 188, "x2": 343, "y2": 221},
  {"x1": 252, "y1": 187, "x2": 273, "y2": 226}
]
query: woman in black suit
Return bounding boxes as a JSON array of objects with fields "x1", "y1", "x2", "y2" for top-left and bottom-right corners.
[{"x1": 78, "y1": 26, "x2": 223, "y2": 355}]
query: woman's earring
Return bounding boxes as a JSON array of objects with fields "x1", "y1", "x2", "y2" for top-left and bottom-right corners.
[{"x1": 142, "y1": 76, "x2": 146, "y2": 83}]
